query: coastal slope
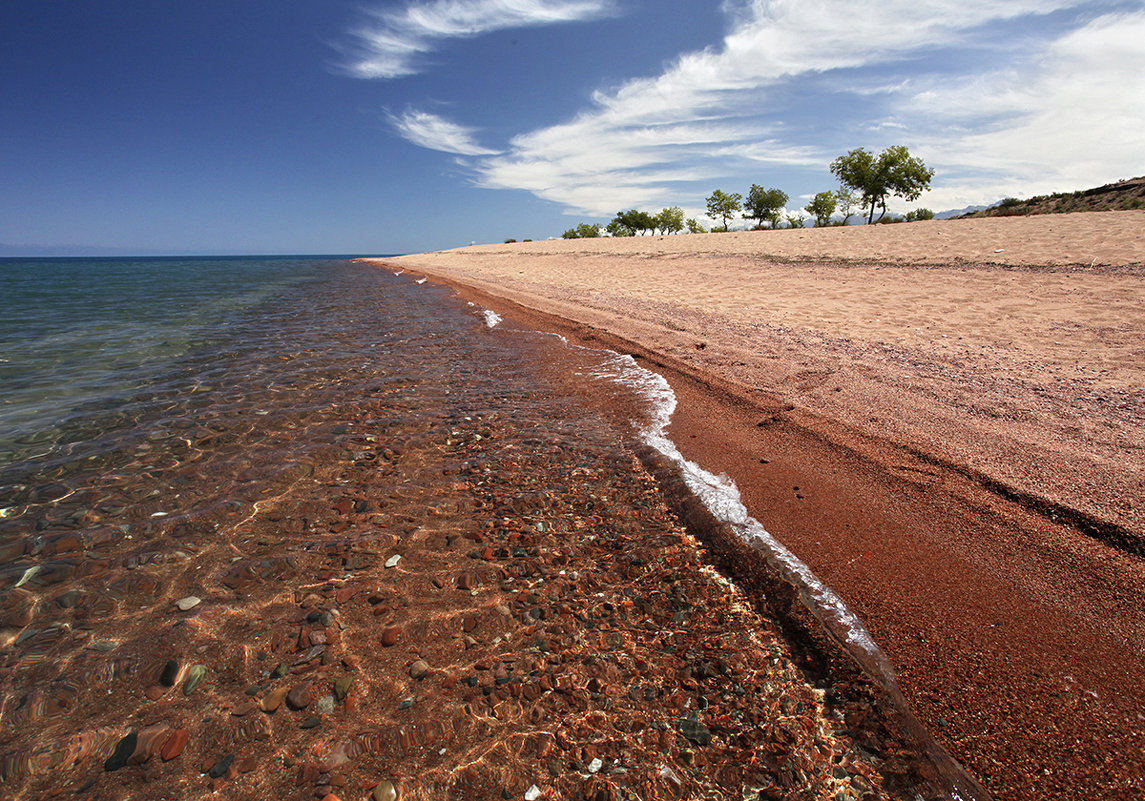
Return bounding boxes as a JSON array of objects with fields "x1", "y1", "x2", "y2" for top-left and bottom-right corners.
[{"x1": 367, "y1": 209, "x2": 1145, "y2": 800}]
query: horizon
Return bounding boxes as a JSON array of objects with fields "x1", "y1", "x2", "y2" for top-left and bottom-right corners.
[{"x1": 4, "y1": 1, "x2": 1143, "y2": 255}]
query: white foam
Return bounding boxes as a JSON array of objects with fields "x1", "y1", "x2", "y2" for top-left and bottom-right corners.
[
  {"x1": 415, "y1": 277, "x2": 427, "y2": 285},
  {"x1": 587, "y1": 350, "x2": 885, "y2": 665},
  {"x1": 482, "y1": 309, "x2": 503, "y2": 328}
]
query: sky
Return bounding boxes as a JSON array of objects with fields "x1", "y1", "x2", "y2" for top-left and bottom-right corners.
[{"x1": 2, "y1": 0, "x2": 1143, "y2": 255}]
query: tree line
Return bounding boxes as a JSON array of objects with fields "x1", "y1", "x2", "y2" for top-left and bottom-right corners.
[{"x1": 561, "y1": 146, "x2": 934, "y2": 238}]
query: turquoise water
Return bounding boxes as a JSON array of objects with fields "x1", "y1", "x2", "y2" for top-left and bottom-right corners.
[{"x1": 0, "y1": 257, "x2": 371, "y2": 463}]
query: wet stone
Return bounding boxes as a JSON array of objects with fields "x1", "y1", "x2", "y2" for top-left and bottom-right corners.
[
  {"x1": 159, "y1": 659, "x2": 180, "y2": 687},
  {"x1": 317, "y1": 695, "x2": 336, "y2": 714},
  {"x1": 287, "y1": 682, "x2": 313, "y2": 710},
  {"x1": 372, "y1": 780, "x2": 398, "y2": 801},
  {"x1": 301, "y1": 716, "x2": 322, "y2": 729},
  {"x1": 677, "y1": 715, "x2": 712, "y2": 746},
  {"x1": 381, "y1": 626, "x2": 402, "y2": 646},
  {"x1": 175, "y1": 595, "x2": 201, "y2": 611},
  {"x1": 334, "y1": 675, "x2": 354, "y2": 701},
  {"x1": 208, "y1": 753, "x2": 234, "y2": 779},
  {"x1": 261, "y1": 686, "x2": 289, "y2": 713},
  {"x1": 409, "y1": 659, "x2": 429, "y2": 680},
  {"x1": 104, "y1": 731, "x2": 137, "y2": 772},
  {"x1": 182, "y1": 664, "x2": 208, "y2": 695},
  {"x1": 160, "y1": 728, "x2": 189, "y2": 761}
]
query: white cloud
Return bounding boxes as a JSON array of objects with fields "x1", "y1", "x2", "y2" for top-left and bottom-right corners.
[
  {"x1": 389, "y1": 109, "x2": 502, "y2": 156},
  {"x1": 469, "y1": 0, "x2": 1094, "y2": 216},
  {"x1": 908, "y1": 10, "x2": 1145, "y2": 205},
  {"x1": 368, "y1": 0, "x2": 1142, "y2": 216},
  {"x1": 345, "y1": 0, "x2": 615, "y2": 79}
]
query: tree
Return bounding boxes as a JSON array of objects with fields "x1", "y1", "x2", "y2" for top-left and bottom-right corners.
[
  {"x1": 685, "y1": 217, "x2": 708, "y2": 234},
  {"x1": 834, "y1": 188, "x2": 860, "y2": 225},
  {"x1": 804, "y1": 191, "x2": 838, "y2": 227},
  {"x1": 610, "y1": 209, "x2": 657, "y2": 236},
  {"x1": 562, "y1": 223, "x2": 602, "y2": 239},
  {"x1": 655, "y1": 206, "x2": 685, "y2": 235},
  {"x1": 706, "y1": 189, "x2": 742, "y2": 232},
  {"x1": 743, "y1": 185, "x2": 788, "y2": 229},
  {"x1": 605, "y1": 219, "x2": 634, "y2": 237},
  {"x1": 785, "y1": 213, "x2": 805, "y2": 229},
  {"x1": 905, "y1": 208, "x2": 935, "y2": 222},
  {"x1": 830, "y1": 146, "x2": 935, "y2": 224}
]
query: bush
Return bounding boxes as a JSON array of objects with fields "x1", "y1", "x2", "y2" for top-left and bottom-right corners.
[{"x1": 904, "y1": 208, "x2": 934, "y2": 222}]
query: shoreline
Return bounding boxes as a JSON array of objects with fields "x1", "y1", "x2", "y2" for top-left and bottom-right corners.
[{"x1": 358, "y1": 211, "x2": 1145, "y2": 800}]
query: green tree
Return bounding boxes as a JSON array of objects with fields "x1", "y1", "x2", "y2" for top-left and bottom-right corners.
[
  {"x1": 804, "y1": 191, "x2": 838, "y2": 227},
  {"x1": 743, "y1": 185, "x2": 788, "y2": 229},
  {"x1": 562, "y1": 223, "x2": 602, "y2": 239},
  {"x1": 706, "y1": 189, "x2": 742, "y2": 232},
  {"x1": 905, "y1": 208, "x2": 935, "y2": 222},
  {"x1": 834, "y1": 188, "x2": 860, "y2": 225},
  {"x1": 611, "y1": 209, "x2": 657, "y2": 236},
  {"x1": 655, "y1": 206, "x2": 686, "y2": 235},
  {"x1": 605, "y1": 219, "x2": 634, "y2": 237},
  {"x1": 785, "y1": 213, "x2": 805, "y2": 229},
  {"x1": 830, "y1": 146, "x2": 935, "y2": 224},
  {"x1": 685, "y1": 217, "x2": 708, "y2": 234}
]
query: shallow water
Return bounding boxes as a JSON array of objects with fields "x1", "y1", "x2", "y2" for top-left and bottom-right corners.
[{"x1": 0, "y1": 258, "x2": 703, "y2": 789}]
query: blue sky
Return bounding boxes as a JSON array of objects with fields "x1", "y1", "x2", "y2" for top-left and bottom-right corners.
[{"x1": 3, "y1": 1, "x2": 1143, "y2": 255}]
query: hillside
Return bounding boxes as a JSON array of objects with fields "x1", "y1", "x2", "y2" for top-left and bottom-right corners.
[{"x1": 963, "y1": 175, "x2": 1145, "y2": 218}]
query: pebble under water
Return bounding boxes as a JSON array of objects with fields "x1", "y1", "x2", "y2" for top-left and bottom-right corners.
[{"x1": 0, "y1": 259, "x2": 909, "y2": 800}]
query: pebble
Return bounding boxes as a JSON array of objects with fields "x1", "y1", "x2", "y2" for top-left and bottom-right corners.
[
  {"x1": 381, "y1": 626, "x2": 402, "y2": 646},
  {"x1": 260, "y1": 686, "x2": 289, "y2": 713},
  {"x1": 287, "y1": 682, "x2": 313, "y2": 710},
  {"x1": 103, "y1": 731, "x2": 137, "y2": 771},
  {"x1": 525, "y1": 786, "x2": 542, "y2": 800},
  {"x1": 677, "y1": 715, "x2": 712, "y2": 746},
  {"x1": 384, "y1": 554, "x2": 401, "y2": 568},
  {"x1": 409, "y1": 659, "x2": 429, "y2": 680},
  {"x1": 334, "y1": 675, "x2": 355, "y2": 701},
  {"x1": 317, "y1": 695, "x2": 336, "y2": 714},
  {"x1": 372, "y1": 780, "x2": 398, "y2": 801},
  {"x1": 159, "y1": 659, "x2": 179, "y2": 687},
  {"x1": 175, "y1": 595, "x2": 201, "y2": 611},
  {"x1": 160, "y1": 728, "x2": 189, "y2": 761},
  {"x1": 208, "y1": 753, "x2": 234, "y2": 779},
  {"x1": 301, "y1": 716, "x2": 322, "y2": 729},
  {"x1": 182, "y1": 664, "x2": 208, "y2": 695}
]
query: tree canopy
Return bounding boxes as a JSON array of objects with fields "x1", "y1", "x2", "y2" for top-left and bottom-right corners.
[
  {"x1": 655, "y1": 206, "x2": 685, "y2": 235},
  {"x1": 802, "y1": 191, "x2": 837, "y2": 227},
  {"x1": 743, "y1": 185, "x2": 788, "y2": 229},
  {"x1": 608, "y1": 209, "x2": 657, "y2": 236},
  {"x1": 706, "y1": 189, "x2": 742, "y2": 232},
  {"x1": 830, "y1": 146, "x2": 934, "y2": 224},
  {"x1": 562, "y1": 223, "x2": 602, "y2": 239}
]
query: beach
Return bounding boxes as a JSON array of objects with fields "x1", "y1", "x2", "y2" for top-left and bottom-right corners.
[
  {"x1": 1, "y1": 259, "x2": 975, "y2": 801},
  {"x1": 371, "y1": 210, "x2": 1145, "y2": 800}
]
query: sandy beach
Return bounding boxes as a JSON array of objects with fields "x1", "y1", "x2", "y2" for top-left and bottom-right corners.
[{"x1": 369, "y1": 210, "x2": 1145, "y2": 800}]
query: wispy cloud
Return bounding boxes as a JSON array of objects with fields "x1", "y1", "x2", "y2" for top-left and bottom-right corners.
[
  {"x1": 389, "y1": 109, "x2": 502, "y2": 156},
  {"x1": 907, "y1": 9, "x2": 1145, "y2": 207},
  {"x1": 344, "y1": 0, "x2": 615, "y2": 79},
  {"x1": 364, "y1": 0, "x2": 1144, "y2": 217},
  {"x1": 469, "y1": 0, "x2": 1104, "y2": 216}
]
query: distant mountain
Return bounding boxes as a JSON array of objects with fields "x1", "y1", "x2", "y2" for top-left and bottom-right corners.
[
  {"x1": 0, "y1": 242, "x2": 167, "y2": 257},
  {"x1": 959, "y1": 176, "x2": 1145, "y2": 219},
  {"x1": 934, "y1": 205, "x2": 991, "y2": 220}
]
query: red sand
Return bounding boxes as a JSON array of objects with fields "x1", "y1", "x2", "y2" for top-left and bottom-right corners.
[{"x1": 367, "y1": 210, "x2": 1145, "y2": 800}]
